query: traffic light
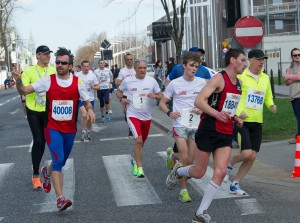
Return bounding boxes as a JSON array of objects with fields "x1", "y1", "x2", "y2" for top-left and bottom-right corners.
[
  {"x1": 152, "y1": 22, "x2": 173, "y2": 42},
  {"x1": 103, "y1": 50, "x2": 113, "y2": 60},
  {"x1": 226, "y1": 0, "x2": 241, "y2": 28}
]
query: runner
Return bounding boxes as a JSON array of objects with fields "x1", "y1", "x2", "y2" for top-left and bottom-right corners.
[
  {"x1": 224, "y1": 49, "x2": 277, "y2": 195},
  {"x1": 164, "y1": 47, "x2": 212, "y2": 172},
  {"x1": 76, "y1": 60, "x2": 99, "y2": 141},
  {"x1": 116, "y1": 53, "x2": 136, "y2": 137},
  {"x1": 160, "y1": 52, "x2": 206, "y2": 202},
  {"x1": 13, "y1": 47, "x2": 95, "y2": 212},
  {"x1": 94, "y1": 59, "x2": 113, "y2": 123},
  {"x1": 165, "y1": 49, "x2": 246, "y2": 222},
  {"x1": 21, "y1": 45, "x2": 56, "y2": 190},
  {"x1": 117, "y1": 59, "x2": 161, "y2": 177}
]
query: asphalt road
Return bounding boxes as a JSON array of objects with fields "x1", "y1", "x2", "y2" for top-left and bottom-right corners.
[{"x1": 1, "y1": 88, "x2": 300, "y2": 223}]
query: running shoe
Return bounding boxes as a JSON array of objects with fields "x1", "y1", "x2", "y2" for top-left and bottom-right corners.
[
  {"x1": 131, "y1": 160, "x2": 138, "y2": 176},
  {"x1": 80, "y1": 132, "x2": 86, "y2": 141},
  {"x1": 192, "y1": 210, "x2": 211, "y2": 223},
  {"x1": 223, "y1": 165, "x2": 233, "y2": 182},
  {"x1": 108, "y1": 109, "x2": 112, "y2": 114},
  {"x1": 179, "y1": 190, "x2": 192, "y2": 203},
  {"x1": 41, "y1": 166, "x2": 51, "y2": 193},
  {"x1": 57, "y1": 196, "x2": 72, "y2": 212},
  {"x1": 230, "y1": 182, "x2": 246, "y2": 195},
  {"x1": 86, "y1": 131, "x2": 92, "y2": 140},
  {"x1": 105, "y1": 114, "x2": 111, "y2": 122},
  {"x1": 136, "y1": 167, "x2": 145, "y2": 178},
  {"x1": 166, "y1": 163, "x2": 183, "y2": 190},
  {"x1": 32, "y1": 175, "x2": 42, "y2": 190},
  {"x1": 166, "y1": 147, "x2": 174, "y2": 170}
]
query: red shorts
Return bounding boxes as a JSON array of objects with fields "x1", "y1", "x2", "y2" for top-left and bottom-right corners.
[{"x1": 127, "y1": 117, "x2": 151, "y2": 142}]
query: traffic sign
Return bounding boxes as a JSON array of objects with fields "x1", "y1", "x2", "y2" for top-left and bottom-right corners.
[{"x1": 234, "y1": 16, "x2": 264, "y2": 48}]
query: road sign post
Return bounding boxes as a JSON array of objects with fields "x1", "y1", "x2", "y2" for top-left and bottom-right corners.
[{"x1": 234, "y1": 16, "x2": 264, "y2": 48}]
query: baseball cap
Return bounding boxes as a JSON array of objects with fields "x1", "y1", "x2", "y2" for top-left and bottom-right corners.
[
  {"x1": 189, "y1": 47, "x2": 205, "y2": 54},
  {"x1": 36, "y1": 45, "x2": 53, "y2": 54},
  {"x1": 248, "y1": 49, "x2": 268, "y2": 59}
]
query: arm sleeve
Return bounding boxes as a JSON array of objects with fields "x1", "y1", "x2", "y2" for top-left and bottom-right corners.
[
  {"x1": 163, "y1": 82, "x2": 174, "y2": 99},
  {"x1": 32, "y1": 75, "x2": 51, "y2": 94}
]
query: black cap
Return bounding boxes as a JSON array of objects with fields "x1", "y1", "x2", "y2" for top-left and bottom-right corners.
[
  {"x1": 36, "y1": 45, "x2": 53, "y2": 54},
  {"x1": 248, "y1": 49, "x2": 268, "y2": 59},
  {"x1": 189, "y1": 47, "x2": 205, "y2": 54}
]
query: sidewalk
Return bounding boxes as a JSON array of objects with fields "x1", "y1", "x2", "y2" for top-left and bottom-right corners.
[{"x1": 274, "y1": 84, "x2": 289, "y2": 98}]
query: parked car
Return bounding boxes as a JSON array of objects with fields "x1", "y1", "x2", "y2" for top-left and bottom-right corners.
[{"x1": 146, "y1": 63, "x2": 155, "y2": 77}]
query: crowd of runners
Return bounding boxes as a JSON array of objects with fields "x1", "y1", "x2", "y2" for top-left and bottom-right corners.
[{"x1": 12, "y1": 44, "x2": 279, "y2": 223}]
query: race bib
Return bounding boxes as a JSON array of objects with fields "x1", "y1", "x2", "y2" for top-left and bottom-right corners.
[
  {"x1": 222, "y1": 93, "x2": 241, "y2": 117},
  {"x1": 246, "y1": 88, "x2": 265, "y2": 110},
  {"x1": 180, "y1": 108, "x2": 200, "y2": 129},
  {"x1": 52, "y1": 100, "x2": 73, "y2": 121},
  {"x1": 100, "y1": 83, "x2": 109, "y2": 89},
  {"x1": 36, "y1": 93, "x2": 46, "y2": 106},
  {"x1": 133, "y1": 93, "x2": 149, "y2": 110}
]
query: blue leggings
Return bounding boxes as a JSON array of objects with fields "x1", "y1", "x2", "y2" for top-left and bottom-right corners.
[{"x1": 44, "y1": 128, "x2": 75, "y2": 171}]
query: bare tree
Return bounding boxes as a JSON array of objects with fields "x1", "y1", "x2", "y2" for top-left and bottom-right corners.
[
  {"x1": 74, "y1": 32, "x2": 107, "y2": 66},
  {"x1": 160, "y1": 0, "x2": 188, "y2": 63},
  {"x1": 104, "y1": 0, "x2": 188, "y2": 63},
  {"x1": 0, "y1": 0, "x2": 17, "y2": 73}
]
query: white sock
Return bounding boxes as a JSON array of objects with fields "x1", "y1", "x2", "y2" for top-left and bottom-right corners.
[
  {"x1": 82, "y1": 129, "x2": 86, "y2": 134},
  {"x1": 180, "y1": 188, "x2": 187, "y2": 194},
  {"x1": 196, "y1": 180, "x2": 219, "y2": 216},
  {"x1": 169, "y1": 152, "x2": 174, "y2": 160},
  {"x1": 176, "y1": 165, "x2": 191, "y2": 178}
]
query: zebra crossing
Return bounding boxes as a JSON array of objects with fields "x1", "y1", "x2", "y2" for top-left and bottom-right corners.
[{"x1": 0, "y1": 151, "x2": 263, "y2": 221}]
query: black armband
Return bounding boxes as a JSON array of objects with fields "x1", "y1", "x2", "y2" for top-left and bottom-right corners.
[
  {"x1": 167, "y1": 109, "x2": 172, "y2": 116},
  {"x1": 16, "y1": 79, "x2": 22, "y2": 85}
]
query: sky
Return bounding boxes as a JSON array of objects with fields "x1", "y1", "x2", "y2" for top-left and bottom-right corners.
[{"x1": 13, "y1": 0, "x2": 168, "y2": 56}]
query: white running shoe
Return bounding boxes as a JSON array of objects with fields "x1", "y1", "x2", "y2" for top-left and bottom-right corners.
[{"x1": 230, "y1": 182, "x2": 246, "y2": 195}]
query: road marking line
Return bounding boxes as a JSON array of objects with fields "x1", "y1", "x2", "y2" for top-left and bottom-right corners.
[
  {"x1": 157, "y1": 151, "x2": 248, "y2": 199},
  {"x1": 0, "y1": 217, "x2": 4, "y2": 222},
  {"x1": 102, "y1": 154, "x2": 162, "y2": 206},
  {"x1": 9, "y1": 108, "x2": 20, "y2": 114},
  {"x1": 235, "y1": 198, "x2": 264, "y2": 215},
  {"x1": 28, "y1": 140, "x2": 33, "y2": 153},
  {"x1": 7, "y1": 145, "x2": 30, "y2": 149},
  {"x1": 0, "y1": 96, "x2": 18, "y2": 107},
  {"x1": 100, "y1": 133, "x2": 164, "y2": 141},
  {"x1": 0, "y1": 163, "x2": 14, "y2": 188},
  {"x1": 92, "y1": 124, "x2": 107, "y2": 132},
  {"x1": 34, "y1": 159, "x2": 75, "y2": 213}
]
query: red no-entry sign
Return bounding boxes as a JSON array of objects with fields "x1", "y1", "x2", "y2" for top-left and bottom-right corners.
[{"x1": 234, "y1": 16, "x2": 264, "y2": 48}]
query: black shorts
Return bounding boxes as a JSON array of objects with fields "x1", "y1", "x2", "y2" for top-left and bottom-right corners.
[
  {"x1": 195, "y1": 129, "x2": 232, "y2": 153},
  {"x1": 235, "y1": 122, "x2": 262, "y2": 152}
]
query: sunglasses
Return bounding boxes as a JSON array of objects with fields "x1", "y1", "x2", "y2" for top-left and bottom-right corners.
[
  {"x1": 292, "y1": 54, "x2": 300, "y2": 58},
  {"x1": 55, "y1": 60, "x2": 69, "y2": 65}
]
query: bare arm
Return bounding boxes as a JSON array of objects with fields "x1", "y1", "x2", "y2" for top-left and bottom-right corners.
[{"x1": 12, "y1": 68, "x2": 35, "y2": 95}]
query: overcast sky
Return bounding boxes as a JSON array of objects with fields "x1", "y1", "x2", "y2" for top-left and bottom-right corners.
[{"x1": 14, "y1": 0, "x2": 168, "y2": 55}]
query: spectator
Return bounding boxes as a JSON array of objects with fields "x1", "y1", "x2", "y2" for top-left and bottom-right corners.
[{"x1": 285, "y1": 48, "x2": 300, "y2": 144}]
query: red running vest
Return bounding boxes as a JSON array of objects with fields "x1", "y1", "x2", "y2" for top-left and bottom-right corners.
[
  {"x1": 199, "y1": 71, "x2": 241, "y2": 135},
  {"x1": 46, "y1": 74, "x2": 80, "y2": 133}
]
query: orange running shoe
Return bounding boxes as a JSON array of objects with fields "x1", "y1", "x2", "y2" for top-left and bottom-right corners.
[{"x1": 32, "y1": 175, "x2": 42, "y2": 190}]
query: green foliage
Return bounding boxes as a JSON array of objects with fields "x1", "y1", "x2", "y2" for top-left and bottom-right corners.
[{"x1": 262, "y1": 98, "x2": 296, "y2": 141}]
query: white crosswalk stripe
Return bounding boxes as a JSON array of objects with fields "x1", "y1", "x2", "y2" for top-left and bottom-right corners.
[
  {"x1": 34, "y1": 159, "x2": 75, "y2": 213},
  {"x1": 0, "y1": 163, "x2": 14, "y2": 188},
  {"x1": 157, "y1": 151, "x2": 248, "y2": 199},
  {"x1": 102, "y1": 154, "x2": 162, "y2": 206}
]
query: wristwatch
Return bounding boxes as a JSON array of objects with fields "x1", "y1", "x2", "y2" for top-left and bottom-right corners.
[{"x1": 167, "y1": 109, "x2": 172, "y2": 116}]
